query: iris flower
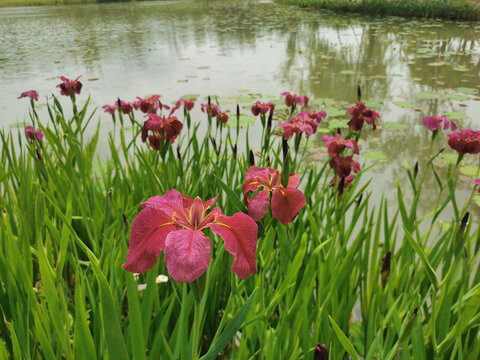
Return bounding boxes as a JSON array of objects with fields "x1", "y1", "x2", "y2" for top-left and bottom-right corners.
[
  {"x1": 25, "y1": 126, "x2": 44, "y2": 142},
  {"x1": 422, "y1": 115, "x2": 456, "y2": 131},
  {"x1": 243, "y1": 166, "x2": 306, "y2": 225},
  {"x1": 251, "y1": 101, "x2": 275, "y2": 116},
  {"x1": 322, "y1": 134, "x2": 359, "y2": 156},
  {"x1": 329, "y1": 156, "x2": 361, "y2": 178},
  {"x1": 122, "y1": 190, "x2": 258, "y2": 283},
  {"x1": 18, "y1": 90, "x2": 39, "y2": 101},
  {"x1": 141, "y1": 113, "x2": 183, "y2": 148},
  {"x1": 57, "y1": 76, "x2": 82, "y2": 97},
  {"x1": 348, "y1": 102, "x2": 379, "y2": 131},
  {"x1": 134, "y1": 95, "x2": 161, "y2": 113},
  {"x1": 448, "y1": 129, "x2": 480, "y2": 155},
  {"x1": 103, "y1": 104, "x2": 117, "y2": 115},
  {"x1": 282, "y1": 92, "x2": 309, "y2": 108}
]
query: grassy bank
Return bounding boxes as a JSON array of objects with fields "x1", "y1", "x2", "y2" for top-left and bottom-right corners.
[
  {"x1": 0, "y1": 0, "x2": 139, "y2": 7},
  {"x1": 276, "y1": 0, "x2": 480, "y2": 21}
]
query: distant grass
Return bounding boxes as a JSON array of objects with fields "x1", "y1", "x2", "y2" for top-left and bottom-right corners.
[
  {"x1": 276, "y1": 0, "x2": 480, "y2": 21},
  {"x1": 0, "y1": 0, "x2": 136, "y2": 7}
]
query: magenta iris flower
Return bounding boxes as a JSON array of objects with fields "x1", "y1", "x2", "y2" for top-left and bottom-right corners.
[
  {"x1": 277, "y1": 110, "x2": 325, "y2": 139},
  {"x1": 475, "y1": 179, "x2": 480, "y2": 193},
  {"x1": 329, "y1": 156, "x2": 361, "y2": 178},
  {"x1": 243, "y1": 166, "x2": 306, "y2": 225},
  {"x1": 103, "y1": 104, "x2": 117, "y2": 115},
  {"x1": 201, "y1": 103, "x2": 219, "y2": 117},
  {"x1": 122, "y1": 190, "x2": 258, "y2": 283},
  {"x1": 141, "y1": 113, "x2": 183, "y2": 148},
  {"x1": 322, "y1": 134, "x2": 359, "y2": 156},
  {"x1": 119, "y1": 101, "x2": 133, "y2": 115},
  {"x1": 134, "y1": 95, "x2": 161, "y2": 113},
  {"x1": 25, "y1": 126, "x2": 44, "y2": 142},
  {"x1": 18, "y1": 90, "x2": 39, "y2": 101},
  {"x1": 422, "y1": 115, "x2": 456, "y2": 131},
  {"x1": 57, "y1": 76, "x2": 82, "y2": 96},
  {"x1": 348, "y1": 102, "x2": 379, "y2": 131},
  {"x1": 448, "y1": 129, "x2": 480, "y2": 155},
  {"x1": 282, "y1": 92, "x2": 309, "y2": 108},
  {"x1": 251, "y1": 101, "x2": 275, "y2": 116}
]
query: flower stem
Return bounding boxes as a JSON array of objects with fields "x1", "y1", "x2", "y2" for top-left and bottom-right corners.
[{"x1": 192, "y1": 298, "x2": 200, "y2": 360}]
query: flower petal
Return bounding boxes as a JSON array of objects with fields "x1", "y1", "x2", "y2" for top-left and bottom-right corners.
[
  {"x1": 209, "y1": 213, "x2": 258, "y2": 279},
  {"x1": 247, "y1": 189, "x2": 270, "y2": 221},
  {"x1": 164, "y1": 229, "x2": 211, "y2": 283},
  {"x1": 141, "y1": 189, "x2": 184, "y2": 215},
  {"x1": 271, "y1": 188, "x2": 306, "y2": 225},
  {"x1": 122, "y1": 208, "x2": 177, "y2": 273},
  {"x1": 288, "y1": 173, "x2": 300, "y2": 188}
]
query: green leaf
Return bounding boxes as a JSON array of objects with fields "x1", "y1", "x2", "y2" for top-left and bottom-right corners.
[
  {"x1": 444, "y1": 94, "x2": 469, "y2": 101},
  {"x1": 363, "y1": 151, "x2": 387, "y2": 160},
  {"x1": 416, "y1": 92, "x2": 440, "y2": 100},
  {"x1": 327, "y1": 119, "x2": 349, "y2": 128},
  {"x1": 393, "y1": 101, "x2": 414, "y2": 108},
  {"x1": 384, "y1": 122, "x2": 408, "y2": 130},
  {"x1": 214, "y1": 175, "x2": 246, "y2": 212},
  {"x1": 324, "y1": 107, "x2": 346, "y2": 118},
  {"x1": 363, "y1": 100, "x2": 384, "y2": 108},
  {"x1": 200, "y1": 290, "x2": 257, "y2": 360},
  {"x1": 445, "y1": 111, "x2": 468, "y2": 120},
  {"x1": 339, "y1": 70, "x2": 356, "y2": 75},
  {"x1": 226, "y1": 115, "x2": 256, "y2": 128},
  {"x1": 456, "y1": 87, "x2": 478, "y2": 95},
  {"x1": 440, "y1": 153, "x2": 459, "y2": 164},
  {"x1": 328, "y1": 315, "x2": 360, "y2": 360},
  {"x1": 460, "y1": 165, "x2": 479, "y2": 177}
]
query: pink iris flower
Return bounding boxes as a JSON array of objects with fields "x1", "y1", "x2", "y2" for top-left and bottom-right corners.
[
  {"x1": 201, "y1": 103, "x2": 219, "y2": 117},
  {"x1": 217, "y1": 110, "x2": 229, "y2": 124},
  {"x1": 103, "y1": 104, "x2": 117, "y2": 115},
  {"x1": 18, "y1": 90, "x2": 39, "y2": 101},
  {"x1": 277, "y1": 111, "x2": 324, "y2": 139},
  {"x1": 119, "y1": 101, "x2": 133, "y2": 115},
  {"x1": 175, "y1": 97, "x2": 195, "y2": 112},
  {"x1": 329, "y1": 156, "x2": 361, "y2": 178},
  {"x1": 243, "y1": 166, "x2": 306, "y2": 225},
  {"x1": 348, "y1": 102, "x2": 380, "y2": 131},
  {"x1": 57, "y1": 76, "x2": 82, "y2": 97},
  {"x1": 322, "y1": 134, "x2": 359, "y2": 156},
  {"x1": 448, "y1": 129, "x2": 480, "y2": 155},
  {"x1": 122, "y1": 190, "x2": 258, "y2": 283},
  {"x1": 282, "y1": 92, "x2": 309, "y2": 108},
  {"x1": 141, "y1": 113, "x2": 183, "y2": 149},
  {"x1": 474, "y1": 179, "x2": 480, "y2": 193},
  {"x1": 251, "y1": 101, "x2": 275, "y2": 116},
  {"x1": 25, "y1": 126, "x2": 44, "y2": 142},
  {"x1": 134, "y1": 95, "x2": 161, "y2": 113},
  {"x1": 422, "y1": 115, "x2": 457, "y2": 131}
]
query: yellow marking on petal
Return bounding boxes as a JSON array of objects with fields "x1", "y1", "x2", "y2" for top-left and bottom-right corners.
[
  {"x1": 216, "y1": 222, "x2": 232, "y2": 230},
  {"x1": 277, "y1": 187, "x2": 286, "y2": 196},
  {"x1": 158, "y1": 222, "x2": 175, "y2": 228}
]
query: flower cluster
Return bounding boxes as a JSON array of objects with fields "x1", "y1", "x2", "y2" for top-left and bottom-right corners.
[
  {"x1": 348, "y1": 102, "x2": 380, "y2": 131},
  {"x1": 122, "y1": 190, "x2": 258, "y2": 283},
  {"x1": 243, "y1": 166, "x2": 306, "y2": 225},
  {"x1": 141, "y1": 113, "x2": 183, "y2": 149},
  {"x1": 282, "y1": 92, "x2": 309, "y2": 108},
  {"x1": 277, "y1": 110, "x2": 326, "y2": 140},
  {"x1": 323, "y1": 134, "x2": 361, "y2": 187},
  {"x1": 201, "y1": 103, "x2": 229, "y2": 124}
]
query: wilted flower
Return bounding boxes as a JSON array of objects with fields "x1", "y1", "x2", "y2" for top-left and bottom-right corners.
[
  {"x1": 122, "y1": 190, "x2": 258, "y2": 283},
  {"x1": 243, "y1": 166, "x2": 306, "y2": 225},
  {"x1": 329, "y1": 155, "x2": 361, "y2": 178},
  {"x1": 448, "y1": 129, "x2": 480, "y2": 155},
  {"x1": 103, "y1": 104, "x2": 117, "y2": 115},
  {"x1": 348, "y1": 102, "x2": 379, "y2": 131},
  {"x1": 251, "y1": 101, "x2": 275, "y2": 116},
  {"x1": 25, "y1": 126, "x2": 44, "y2": 142},
  {"x1": 57, "y1": 76, "x2": 82, "y2": 97},
  {"x1": 134, "y1": 95, "x2": 161, "y2": 113},
  {"x1": 18, "y1": 90, "x2": 39, "y2": 101},
  {"x1": 141, "y1": 113, "x2": 183, "y2": 149},
  {"x1": 422, "y1": 115, "x2": 456, "y2": 131},
  {"x1": 282, "y1": 92, "x2": 309, "y2": 108},
  {"x1": 322, "y1": 134, "x2": 359, "y2": 156}
]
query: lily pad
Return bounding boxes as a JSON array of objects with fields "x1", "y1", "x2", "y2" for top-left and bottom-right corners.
[
  {"x1": 363, "y1": 100, "x2": 384, "y2": 108},
  {"x1": 363, "y1": 151, "x2": 387, "y2": 160},
  {"x1": 236, "y1": 96, "x2": 256, "y2": 103},
  {"x1": 474, "y1": 195, "x2": 480, "y2": 208},
  {"x1": 10, "y1": 122, "x2": 28, "y2": 128},
  {"x1": 444, "y1": 94, "x2": 469, "y2": 101},
  {"x1": 445, "y1": 111, "x2": 468, "y2": 120},
  {"x1": 197, "y1": 66, "x2": 210, "y2": 70},
  {"x1": 384, "y1": 122, "x2": 408, "y2": 130},
  {"x1": 316, "y1": 128, "x2": 331, "y2": 134},
  {"x1": 456, "y1": 87, "x2": 478, "y2": 95},
  {"x1": 339, "y1": 70, "x2": 356, "y2": 75},
  {"x1": 324, "y1": 107, "x2": 346, "y2": 118},
  {"x1": 181, "y1": 93, "x2": 200, "y2": 100},
  {"x1": 416, "y1": 92, "x2": 440, "y2": 100},
  {"x1": 226, "y1": 115, "x2": 256, "y2": 128},
  {"x1": 238, "y1": 89, "x2": 250, "y2": 93},
  {"x1": 361, "y1": 151, "x2": 387, "y2": 160},
  {"x1": 440, "y1": 153, "x2": 459, "y2": 164},
  {"x1": 312, "y1": 98, "x2": 337, "y2": 106},
  {"x1": 460, "y1": 165, "x2": 480, "y2": 177},
  {"x1": 177, "y1": 79, "x2": 188, "y2": 83},
  {"x1": 327, "y1": 119, "x2": 349, "y2": 128},
  {"x1": 427, "y1": 61, "x2": 446, "y2": 67},
  {"x1": 393, "y1": 101, "x2": 414, "y2": 108},
  {"x1": 453, "y1": 66, "x2": 470, "y2": 72}
]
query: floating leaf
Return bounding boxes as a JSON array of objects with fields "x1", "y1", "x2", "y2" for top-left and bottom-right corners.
[
  {"x1": 317, "y1": 128, "x2": 331, "y2": 134},
  {"x1": 445, "y1": 111, "x2": 468, "y2": 120},
  {"x1": 363, "y1": 151, "x2": 387, "y2": 160},
  {"x1": 444, "y1": 94, "x2": 469, "y2": 101},
  {"x1": 393, "y1": 101, "x2": 414, "y2": 108},
  {"x1": 197, "y1": 66, "x2": 210, "y2": 70},
  {"x1": 324, "y1": 107, "x2": 346, "y2": 118},
  {"x1": 181, "y1": 94, "x2": 200, "y2": 100},
  {"x1": 327, "y1": 119, "x2": 349, "y2": 128},
  {"x1": 427, "y1": 61, "x2": 446, "y2": 67},
  {"x1": 238, "y1": 89, "x2": 250, "y2": 93},
  {"x1": 363, "y1": 100, "x2": 384, "y2": 108},
  {"x1": 177, "y1": 79, "x2": 188, "y2": 83},
  {"x1": 10, "y1": 122, "x2": 28, "y2": 128},
  {"x1": 416, "y1": 92, "x2": 440, "y2": 100},
  {"x1": 236, "y1": 96, "x2": 256, "y2": 103},
  {"x1": 460, "y1": 166, "x2": 479, "y2": 177},
  {"x1": 456, "y1": 87, "x2": 478, "y2": 95},
  {"x1": 453, "y1": 66, "x2": 469, "y2": 72},
  {"x1": 440, "y1": 153, "x2": 459, "y2": 164},
  {"x1": 384, "y1": 122, "x2": 408, "y2": 130},
  {"x1": 312, "y1": 98, "x2": 337, "y2": 106},
  {"x1": 226, "y1": 115, "x2": 256, "y2": 128},
  {"x1": 339, "y1": 70, "x2": 356, "y2": 75},
  {"x1": 474, "y1": 195, "x2": 480, "y2": 208}
]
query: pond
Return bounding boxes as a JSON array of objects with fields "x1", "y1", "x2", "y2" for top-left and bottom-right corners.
[{"x1": 1, "y1": 0, "x2": 479, "y2": 215}]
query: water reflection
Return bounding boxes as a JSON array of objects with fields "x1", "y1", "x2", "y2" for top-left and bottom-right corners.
[{"x1": 0, "y1": 0, "x2": 479, "y2": 215}]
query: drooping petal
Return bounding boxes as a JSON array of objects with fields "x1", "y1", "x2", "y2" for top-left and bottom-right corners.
[
  {"x1": 271, "y1": 187, "x2": 306, "y2": 225},
  {"x1": 209, "y1": 213, "x2": 258, "y2": 279},
  {"x1": 247, "y1": 189, "x2": 270, "y2": 221},
  {"x1": 287, "y1": 173, "x2": 300, "y2": 188},
  {"x1": 164, "y1": 229, "x2": 211, "y2": 283},
  {"x1": 122, "y1": 208, "x2": 177, "y2": 273}
]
